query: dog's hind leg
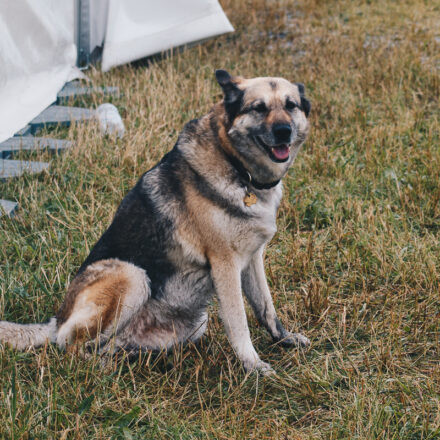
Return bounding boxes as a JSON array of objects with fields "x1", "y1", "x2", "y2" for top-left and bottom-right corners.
[
  {"x1": 242, "y1": 248, "x2": 310, "y2": 348},
  {"x1": 55, "y1": 259, "x2": 150, "y2": 350}
]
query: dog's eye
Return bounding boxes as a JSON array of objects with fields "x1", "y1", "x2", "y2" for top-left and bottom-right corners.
[
  {"x1": 253, "y1": 102, "x2": 268, "y2": 113},
  {"x1": 286, "y1": 100, "x2": 298, "y2": 111}
]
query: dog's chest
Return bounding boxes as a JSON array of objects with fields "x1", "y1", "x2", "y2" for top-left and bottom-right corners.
[
  {"x1": 210, "y1": 191, "x2": 279, "y2": 260},
  {"x1": 171, "y1": 181, "x2": 281, "y2": 271},
  {"x1": 236, "y1": 207, "x2": 276, "y2": 253}
]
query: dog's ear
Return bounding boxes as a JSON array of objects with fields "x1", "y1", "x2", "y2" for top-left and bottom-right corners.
[
  {"x1": 295, "y1": 82, "x2": 311, "y2": 117},
  {"x1": 215, "y1": 70, "x2": 243, "y2": 120},
  {"x1": 215, "y1": 70, "x2": 242, "y2": 101}
]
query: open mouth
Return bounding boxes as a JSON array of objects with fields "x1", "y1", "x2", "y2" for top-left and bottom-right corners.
[{"x1": 254, "y1": 136, "x2": 291, "y2": 163}]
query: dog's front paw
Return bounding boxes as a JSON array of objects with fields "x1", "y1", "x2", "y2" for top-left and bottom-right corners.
[
  {"x1": 278, "y1": 332, "x2": 311, "y2": 349},
  {"x1": 243, "y1": 359, "x2": 276, "y2": 376}
]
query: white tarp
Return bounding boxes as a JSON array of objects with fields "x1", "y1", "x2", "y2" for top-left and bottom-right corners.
[
  {"x1": 0, "y1": 0, "x2": 232, "y2": 143},
  {"x1": 101, "y1": 0, "x2": 233, "y2": 71},
  {"x1": 89, "y1": 0, "x2": 109, "y2": 55},
  {"x1": 0, "y1": 0, "x2": 80, "y2": 143}
]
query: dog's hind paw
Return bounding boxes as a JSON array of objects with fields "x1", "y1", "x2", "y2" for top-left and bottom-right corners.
[{"x1": 278, "y1": 332, "x2": 311, "y2": 349}]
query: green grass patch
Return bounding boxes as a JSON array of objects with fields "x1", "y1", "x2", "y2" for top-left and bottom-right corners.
[{"x1": 1, "y1": 0, "x2": 440, "y2": 438}]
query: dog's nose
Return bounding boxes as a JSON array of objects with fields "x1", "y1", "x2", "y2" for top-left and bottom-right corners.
[{"x1": 272, "y1": 123, "x2": 292, "y2": 143}]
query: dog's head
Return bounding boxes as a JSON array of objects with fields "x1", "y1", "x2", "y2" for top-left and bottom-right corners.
[{"x1": 215, "y1": 69, "x2": 310, "y2": 184}]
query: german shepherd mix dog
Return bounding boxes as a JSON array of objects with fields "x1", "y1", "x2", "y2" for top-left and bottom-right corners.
[{"x1": 0, "y1": 70, "x2": 311, "y2": 375}]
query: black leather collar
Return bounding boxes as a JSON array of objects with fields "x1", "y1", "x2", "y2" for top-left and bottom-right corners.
[{"x1": 224, "y1": 152, "x2": 281, "y2": 190}]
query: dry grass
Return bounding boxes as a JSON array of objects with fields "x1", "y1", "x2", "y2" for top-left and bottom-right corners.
[{"x1": 1, "y1": 0, "x2": 440, "y2": 438}]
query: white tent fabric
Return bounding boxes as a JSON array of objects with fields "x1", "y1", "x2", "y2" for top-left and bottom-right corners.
[
  {"x1": 89, "y1": 0, "x2": 110, "y2": 55},
  {"x1": 100, "y1": 0, "x2": 233, "y2": 71},
  {"x1": 0, "y1": 0, "x2": 232, "y2": 143},
  {"x1": 0, "y1": 0, "x2": 80, "y2": 143}
]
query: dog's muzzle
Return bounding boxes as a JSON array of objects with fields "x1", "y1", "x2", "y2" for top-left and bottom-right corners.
[{"x1": 253, "y1": 132, "x2": 295, "y2": 163}]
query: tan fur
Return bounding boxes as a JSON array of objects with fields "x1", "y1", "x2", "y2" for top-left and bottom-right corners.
[
  {"x1": 209, "y1": 254, "x2": 265, "y2": 372},
  {"x1": 56, "y1": 259, "x2": 150, "y2": 348},
  {"x1": 177, "y1": 182, "x2": 229, "y2": 262},
  {"x1": 68, "y1": 275, "x2": 129, "y2": 341},
  {"x1": 240, "y1": 77, "x2": 301, "y2": 104},
  {"x1": 266, "y1": 108, "x2": 291, "y2": 126}
]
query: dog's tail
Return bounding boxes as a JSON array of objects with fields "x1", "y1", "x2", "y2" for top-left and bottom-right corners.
[{"x1": 0, "y1": 317, "x2": 57, "y2": 350}]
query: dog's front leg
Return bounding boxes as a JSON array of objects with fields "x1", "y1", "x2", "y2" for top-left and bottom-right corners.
[
  {"x1": 210, "y1": 255, "x2": 274, "y2": 375},
  {"x1": 242, "y1": 247, "x2": 310, "y2": 348}
]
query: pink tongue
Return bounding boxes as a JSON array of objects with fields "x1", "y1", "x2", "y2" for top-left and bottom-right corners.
[{"x1": 272, "y1": 145, "x2": 290, "y2": 160}]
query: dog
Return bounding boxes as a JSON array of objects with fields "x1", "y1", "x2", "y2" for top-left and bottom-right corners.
[{"x1": 0, "y1": 70, "x2": 311, "y2": 375}]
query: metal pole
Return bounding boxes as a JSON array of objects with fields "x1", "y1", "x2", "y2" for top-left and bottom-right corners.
[{"x1": 76, "y1": 0, "x2": 90, "y2": 67}]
